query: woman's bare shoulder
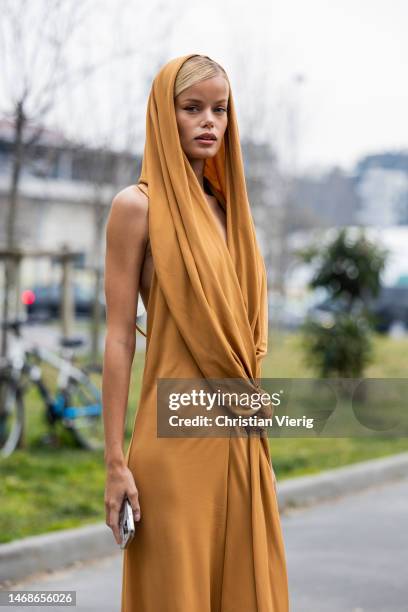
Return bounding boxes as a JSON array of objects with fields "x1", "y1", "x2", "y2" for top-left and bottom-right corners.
[
  {"x1": 107, "y1": 185, "x2": 148, "y2": 244},
  {"x1": 111, "y1": 184, "x2": 148, "y2": 215}
]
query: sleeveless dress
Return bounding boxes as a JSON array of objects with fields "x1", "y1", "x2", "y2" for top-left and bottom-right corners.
[{"x1": 120, "y1": 182, "x2": 290, "y2": 612}]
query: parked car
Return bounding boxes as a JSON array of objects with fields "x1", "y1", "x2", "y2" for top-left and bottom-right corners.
[
  {"x1": 21, "y1": 283, "x2": 106, "y2": 321},
  {"x1": 307, "y1": 286, "x2": 408, "y2": 333},
  {"x1": 367, "y1": 286, "x2": 408, "y2": 332}
]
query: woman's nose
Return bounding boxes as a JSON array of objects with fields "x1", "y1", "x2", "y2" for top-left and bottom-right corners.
[{"x1": 201, "y1": 117, "x2": 214, "y2": 127}]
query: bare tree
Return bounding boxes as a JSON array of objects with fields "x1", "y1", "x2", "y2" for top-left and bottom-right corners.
[
  {"x1": 0, "y1": 0, "x2": 179, "y2": 356},
  {"x1": 0, "y1": 0, "x2": 97, "y2": 354}
]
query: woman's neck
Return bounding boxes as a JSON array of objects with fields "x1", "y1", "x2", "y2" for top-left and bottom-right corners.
[
  {"x1": 189, "y1": 158, "x2": 206, "y2": 192},
  {"x1": 188, "y1": 158, "x2": 216, "y2": 198}
]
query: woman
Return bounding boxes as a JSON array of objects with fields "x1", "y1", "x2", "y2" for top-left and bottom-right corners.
[{"x1": 103, "y1": 53, "x2": 289, "y2": 611}]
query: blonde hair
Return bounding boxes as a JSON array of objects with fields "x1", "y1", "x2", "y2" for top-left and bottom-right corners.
[{"x1": 174, "y1": 54, "x2": 229, "y2": 98}]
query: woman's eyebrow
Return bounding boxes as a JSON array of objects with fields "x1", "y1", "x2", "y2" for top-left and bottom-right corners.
[{"x1": 182, "y1": 98, "x2": 228, "y2": 104}]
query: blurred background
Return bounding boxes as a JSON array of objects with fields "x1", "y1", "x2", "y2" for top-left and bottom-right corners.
[
  {"x1": 1, "y1": 0, "x2": 407, "y2": 452},
  {"x1": 1, "y1": 4, "x2": 408, "y2": 607},
  {"x1": 1, "y1": 0, "x2": 408, "y2": 357}
]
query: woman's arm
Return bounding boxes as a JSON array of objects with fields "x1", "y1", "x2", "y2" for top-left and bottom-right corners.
[{"x1": 102, "y1": 185, "x2": 148, "y2": 543}]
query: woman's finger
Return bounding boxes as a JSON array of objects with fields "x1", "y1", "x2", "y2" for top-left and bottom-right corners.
[
  {"x1": 105, "y1": 501, "x2": 121, "y2": 544},
  {"x1": 127, "y1": 489, "x2": 141, "y2": 522}
]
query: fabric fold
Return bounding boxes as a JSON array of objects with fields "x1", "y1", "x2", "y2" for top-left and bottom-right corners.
[{"x1": 137, "y1": 53, "x2": 272, "y2": 426}]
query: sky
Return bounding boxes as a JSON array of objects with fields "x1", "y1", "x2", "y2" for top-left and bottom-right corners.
[
  {"x1": 167, "y1": 0, "x2": 408, "y2": 173},
  {"x1": 2, "y1": 0, "x2": 407, "y2": 176}
]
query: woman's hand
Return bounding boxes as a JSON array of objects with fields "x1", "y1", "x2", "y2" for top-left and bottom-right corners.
[{"x1": 104, "y1": 463, "x2": 141, "y2": 544}]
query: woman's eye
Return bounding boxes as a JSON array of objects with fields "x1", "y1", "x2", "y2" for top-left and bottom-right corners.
[{"x1": 184, "y1": 106, "x2": 227, "y2": 113}]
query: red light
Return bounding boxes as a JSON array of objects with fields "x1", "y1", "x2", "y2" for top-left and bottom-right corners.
[{"x1": 21, "y1": 290, "x2": 35, "y2": 305}]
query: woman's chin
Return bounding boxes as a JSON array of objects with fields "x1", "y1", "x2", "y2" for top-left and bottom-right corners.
[{"x1": 186, "y1": 146, "x2": 219, "y2": 160}]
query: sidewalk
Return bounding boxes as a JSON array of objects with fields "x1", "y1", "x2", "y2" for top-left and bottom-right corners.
[
  {"x1": 1, "y1": 451, "x2": 408, "y2": 586},
  {"x1": 4, "y1": 476, "x2": 407, "y2": 611}
]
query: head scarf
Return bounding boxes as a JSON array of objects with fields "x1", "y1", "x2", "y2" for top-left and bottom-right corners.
[{"x1": 137, "y1": 53, "x2": 271, "y2": 422}]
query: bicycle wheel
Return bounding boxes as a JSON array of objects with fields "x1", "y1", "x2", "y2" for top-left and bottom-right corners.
[
  {"x1": 61, "y1": 368, "x2": 104, "y2": 451},
  {"x1": 0, "y1": 374, "x2": 24, "y2": 457}
]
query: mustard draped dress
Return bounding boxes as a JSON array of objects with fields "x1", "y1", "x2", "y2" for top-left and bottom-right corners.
[{"x1": 120, "y1": 53, "x2": 289, "y2": 612}]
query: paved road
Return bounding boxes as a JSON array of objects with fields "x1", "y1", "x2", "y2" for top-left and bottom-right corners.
[
  {"x1": 282, "y1": 476, "x2": 408, "y2": 612},
  {"x1": 5, "y1": 477, "x2": 408, "y2": 612}
]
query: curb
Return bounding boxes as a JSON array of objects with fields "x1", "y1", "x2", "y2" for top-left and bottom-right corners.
[
  {"x1": 276, "y1": 450, "x2": 408, "y2": 511},
  {"x1": 1, "y1": 451, "x2": 408, "y2": 585},
  {"x1": 0, "y1": 523, "x2": 115, "y2": 586}
]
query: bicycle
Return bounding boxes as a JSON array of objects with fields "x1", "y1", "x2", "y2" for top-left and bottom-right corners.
[{"x1": 0, "y1": 316, "x2": 104, "y2": 457}]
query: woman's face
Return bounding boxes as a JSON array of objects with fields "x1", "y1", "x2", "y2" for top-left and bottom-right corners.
[{"x1": 174, "y1": 75, "x2": 229, "y2": 161}]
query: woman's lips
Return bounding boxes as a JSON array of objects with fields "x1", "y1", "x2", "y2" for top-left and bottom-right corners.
[{"x1": 195, "y1": 138, "x2": 216, "y2": 145}]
